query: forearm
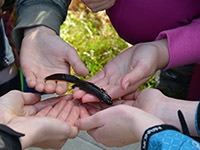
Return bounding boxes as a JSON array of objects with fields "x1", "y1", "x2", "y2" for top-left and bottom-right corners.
[
  {"x1": 12, "y1": 0, "x2": 71, "y2": 50},
  {"x1": 157, "y1": 97, "x2": 199, "y2": 136}
]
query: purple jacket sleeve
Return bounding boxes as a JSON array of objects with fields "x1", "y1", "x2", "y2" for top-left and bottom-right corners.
[{"x1": 156, "y1": 18, "x2": 200, "y2": 70}]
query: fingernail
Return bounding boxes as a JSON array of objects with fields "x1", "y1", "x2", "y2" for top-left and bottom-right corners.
[{"x1": 124, "y1": 82, "x2": 129, "y2": 90}]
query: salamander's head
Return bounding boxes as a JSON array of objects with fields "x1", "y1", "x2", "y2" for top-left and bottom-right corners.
[{"x1": 101, "y1": 93, "x2": 113, "y2": 105}]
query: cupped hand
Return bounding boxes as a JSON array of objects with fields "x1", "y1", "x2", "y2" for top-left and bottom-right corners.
[
  {"x1": 76, "y1": 105, "x2": 164, "y2": 147},
  {"x1": 19, "y1": 97, "x2": 80, "y2": 149},
  {"x1": 81, "y1": 0, "x2": 116, "y2": 13},
  {"x1": 0, "y1": 91, "x2": 80, "y2": 149},
  {"x1": 73, "y1": 39, "x2": 169, "y2": 103},
  {"x1": 20, "y1": 26, "x2": 89, "y2": 95}
]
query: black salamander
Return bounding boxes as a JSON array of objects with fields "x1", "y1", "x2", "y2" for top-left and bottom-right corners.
[{"x1": 45, "y1": 74, "x2": 113, "y2": 106}]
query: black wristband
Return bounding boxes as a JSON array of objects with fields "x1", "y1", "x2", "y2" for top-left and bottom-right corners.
[
  {"x1": 0, "y1": 124, "x2": 25, "y2": 150},
  {"x1": 141, "y1": 124, "x2": 180, "y2": 150}
]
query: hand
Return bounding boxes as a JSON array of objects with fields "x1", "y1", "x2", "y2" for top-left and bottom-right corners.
[
  {"x1": 0, "y1": 91, "x2": 80, "y2": 149},
  {"x1": 20, "y1": 26, "x2": 89, "y2": 95},
  {"x1": 117, "y1": 88, "x2": 199, "y2": 136},
  {"x1": 81, "y1": 0, "x2": 116, "y2": 13},
  {"x1": 76, "y1": 105, "x2": 164, "y2": 147},
  {"x1": 73, "y1": 39, "x2": 169, "y2": 103}
]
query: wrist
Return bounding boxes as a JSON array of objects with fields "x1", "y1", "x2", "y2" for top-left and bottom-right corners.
[
  {"x1": 24, "y1": 26, "x2": 56, "y2": 38},
  {"x1": 7, "y1": 117, "x2": 37, "y2": 149},
  {"x1": 151, "y1": 39, "x2": 169, "y2": 70},
  {"x1": 158, "y1": 97, "x2": 198, "y2": 136}
]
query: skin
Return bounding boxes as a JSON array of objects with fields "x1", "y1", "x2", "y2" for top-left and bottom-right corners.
[
  {"x1": 20, "y1": 26, "x2": 89, "y2": 95},
  {"x1": 120, "y1": 88, "x2": 199, "y2": 137},
  {"x1": 0, "y1": 90, "x2": 80, "y2": 149},
  {"x1": 81, "y1": 0, "x2": 116, "y2": 13},
  {"x1": 76, "y1": 104, "x2": 164, "y2": 147},
  {"x1": 84, "y1": 88, "x2": 199, "y2": 136},
  {"x1": 73, "y1": 39, "x2": 169, "y2": 103},
  {"x1": 75, "y1": 88, "x2": 199, "y2": 147}
]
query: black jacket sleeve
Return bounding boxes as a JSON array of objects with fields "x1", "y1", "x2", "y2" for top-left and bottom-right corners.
[{"x1": 0, "y1": 124, "x2": 25, "y2": 150}]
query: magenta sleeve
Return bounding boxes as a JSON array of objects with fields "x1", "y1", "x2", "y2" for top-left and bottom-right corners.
[{"x1": 156, "y1": 18, "x2": 200, "y2": 70}]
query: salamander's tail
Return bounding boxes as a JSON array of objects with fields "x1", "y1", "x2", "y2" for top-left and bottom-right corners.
[{"x1": 45, "y1": 73, "x2": 79, "y2": 83}]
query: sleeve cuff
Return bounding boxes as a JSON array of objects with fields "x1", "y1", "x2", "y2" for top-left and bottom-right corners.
[
  {"x1": 156, "y1": 18, "x2": 200, "y2": 70},
  {"x1": 141, "y1": 124, "x2": 180, "y2": 150},
  {"x1": 12, "y1": 3, "x2": 65, "y2": 51},
  {"x1": 0, "y1": 124, "x2": 24, "y2": 150}
]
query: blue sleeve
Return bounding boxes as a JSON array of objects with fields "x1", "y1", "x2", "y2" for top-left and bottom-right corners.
[
  {"x1": 195, "y1": 101, "x2": 200, "y2": 136},
  {"x1": 148, "y1": 130, "x2": 200, "y2": 150}
]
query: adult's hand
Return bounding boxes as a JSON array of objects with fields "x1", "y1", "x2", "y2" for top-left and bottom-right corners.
[
  {"x1": 81, "y1": 0, "x2": 116, "y2": 12},
  {"x1": 73, "y1": 39, "x2": 169, "y2": 103},
  {"x1": 20, "y1": 26, "x2": 89, "y2": 95}
]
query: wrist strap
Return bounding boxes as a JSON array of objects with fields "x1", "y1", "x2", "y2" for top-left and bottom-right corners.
[
  {"x1": 195, "y1": 101, "x2": 200, "y2": 136},
  {"x1": 0, "y1": 124, "x2": 25, "y2": 150},
  {"x1": 141, "y1": 124, "x2": 180, "y2": 150}
]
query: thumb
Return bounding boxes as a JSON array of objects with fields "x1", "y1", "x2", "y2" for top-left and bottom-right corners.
[
  {"x1": 22, "y1": 92, "x2": 41, "y2": 105},
  {"x1": 75, "y1": 115, "x2": 101, "y2": 130},
  {"x1": 121, "y1": 63, "x2": 149, "y2": 90},
  {"x1": 66, "y1": 47, "x2": 89, "y2": 77}
]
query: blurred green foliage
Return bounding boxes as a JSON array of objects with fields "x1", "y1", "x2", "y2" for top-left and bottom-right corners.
[{"x1": 60, "y1": 7, "x2": 128, "y2": 78}]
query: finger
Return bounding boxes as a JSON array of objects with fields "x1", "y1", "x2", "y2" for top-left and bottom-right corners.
[
  {"x1": 62, "y1": 94, "x2": 73, "y2": 101},
  {"x1": 35, "y1": 79, "x2": 45, "y2": 92},
  {"x1": 23, "y1": 71, "x2": 37, "y2": 88},
  {"x1": 57, "y1": 101, "x2": 74, "y2": 122},
  {"x1": 35, "y1": 106, "x2": 53, "y2": 117},
  {"x1": 66, "y1": 47, "x2": 89, "y2": 77},
  {"x1": 22, "y1": 92, "x2": 41, "y2": 105},
  {"x1": 75, "y1": 114, "x2": 102, "y2": 130},
  {"x1": 56, "y1": 81, "x2": 68, "y2": 95},
  {"x1": 47, "y1": 99, "x2": 66, "y2": 118},
  {"x1": 81, "y1": 94, "x2": 99, "y2": 103},
  {"x1": 81, "y1": 104, "x2": 98, "y2": 115},
  {"x1": 66, "y1": 106, "x2": 80, "y2": 126},
  {"x1": 121, "y1": 93, "x2": 135, "y2": 100},
  {"x1": 121, "y1": 100, "x2": 135, "y2": 106},
  {"x1": 34, "y1": 96, "x2": 61, "y2": 111},
  {"x1": 68, "y1": 126, "x2": 79, "y2": 139},
  {"x1": 112, "y1": 100, "x2": 124, "y2": 105},
  {"x1": 44, "y1": 80, "x2": 57, "y2": 94},
  {"x1": 121, "y1": 63, "x2": 149, "y2": 90},
  {"x1": 72, "y1": 88, "x2": 87, "y2": 100},
  {"x1": 79, "y1": 105, "x2": 90, "y2": 118}
]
